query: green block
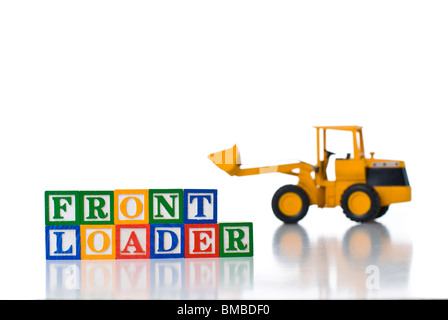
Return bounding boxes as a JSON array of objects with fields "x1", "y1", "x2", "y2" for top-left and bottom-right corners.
[
  {"x1": 148, "y1": 189, "x2": 183, "y2": 223},
  {"x1": 80, "y1": 191, "x2": 114, "y2": 225},
  {"x1": 45, "y1": 191, "x2": 80, "y2": 226},
  {"x1": 219, "y1": 222, "x2": 254, "y2": 257}
]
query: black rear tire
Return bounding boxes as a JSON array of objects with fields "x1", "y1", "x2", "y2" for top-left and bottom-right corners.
[{"x1": 340, "y1": 184, "x2": 381, "y2": 223}]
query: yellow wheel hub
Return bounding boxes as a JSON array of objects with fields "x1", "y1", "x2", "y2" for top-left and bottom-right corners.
[
  {"x1": 278, "y1": 192, "x2": 302, "y2": 216},
  {"x1": 348, "y1": 191, "x2": 371, "y2": 216}
]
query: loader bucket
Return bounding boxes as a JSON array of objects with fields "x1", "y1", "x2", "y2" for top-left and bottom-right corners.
[{"x1": 208, "y1": 144, "x2": 242, "y2": 176}]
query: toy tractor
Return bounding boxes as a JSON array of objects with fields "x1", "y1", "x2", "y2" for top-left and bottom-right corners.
[{"x1": 208, "y1": 126, "x2": 411, "y2": 223}]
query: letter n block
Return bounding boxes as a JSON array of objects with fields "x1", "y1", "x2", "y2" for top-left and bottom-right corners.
[
  {"x1": 81, "y1": 225, "x2": 116, "y2": 259},
  {"x1": 183, "y1": 189, "x2": 217, "y2": 224},
  {"x1": 80, "y1": 191, "x2": 114, "y2": 225},
  {"x1": 219, "y1": 222, "x2": 253, "y2": 257},
  {"x1": 46, "y1": 225, "x2": 81, "y2": 260},
  {"x1": 150, "y1": 224, "x2": 185, "y2": 259},
  {"x1": 45, "y1": 191, "x2": 80, "y2": 225},
  {"x1": 185, "y1": 224, "x2": 219, "y2": 258},
  {"x1": 149, "y1": 189, "x2": 183, "y2": 223},
  {"x1": 114, "y1": 189, "x2": 149, "y2": 225},
  {"x1": 116, "y1": 225, "x2": 150, "y2": 259}
]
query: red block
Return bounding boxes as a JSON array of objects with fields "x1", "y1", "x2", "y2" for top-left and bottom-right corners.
[
  {"x1": 116, "y1": 225, "x2": 150, "y2": 259},
  {"x1": 185, "y1": 224, "x2": 219, "y2": 258}
]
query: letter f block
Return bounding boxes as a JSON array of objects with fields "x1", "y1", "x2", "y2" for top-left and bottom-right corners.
[
  {"x1": 219, "y1": 222, "x2": 253, "y2": 257},
  {"x1": 45, "y1": 191, "x2": 80, "y2": 225}
]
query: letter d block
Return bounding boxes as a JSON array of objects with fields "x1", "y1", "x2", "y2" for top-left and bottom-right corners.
[
  {"x1": 185, "y1": 224, "x2": 219, "y2": 258},
  {"x1": 150, "y1": 224, "x2": 185, "y2": 259},
  {"x1": 219, "y1": 222, "x2": 253, "y2": 257},
  {"x1": 45, "y1": 191, "x2": 80, "y2": 225},
  {"x1": 183, "y1": 189, "x2": 217, "y2": 224},
  {"x1": 46, "y1": 225, "x2": 81, "y2": 260},
  {"x1": 81, "y1": 225, "x2": 116, "y2": 259}
]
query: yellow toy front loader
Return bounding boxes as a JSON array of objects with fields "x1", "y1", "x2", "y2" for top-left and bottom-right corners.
[{"x1": 208, "y1": 126, "x2": 411, "y2": 223}]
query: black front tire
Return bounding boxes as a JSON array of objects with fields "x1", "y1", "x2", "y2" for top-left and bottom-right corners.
[{"x1": 272, "y1": 185, "x2": 310, "y2": 224}]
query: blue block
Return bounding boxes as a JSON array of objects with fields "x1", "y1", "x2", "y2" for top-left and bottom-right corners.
[
  {"x1": 183, "y1": 189, "x2": 217, "y2": 224},
  {"x1": 150, "y1": 224, "x2": 185, "y2": 259},
  {"x1": 46, "y1": 225, "x2": 81, "y2": 260}
]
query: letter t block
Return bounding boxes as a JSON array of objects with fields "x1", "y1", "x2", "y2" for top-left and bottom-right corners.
[{"x1": 219, "y1": 222, "x2": 253, "y2": 257}]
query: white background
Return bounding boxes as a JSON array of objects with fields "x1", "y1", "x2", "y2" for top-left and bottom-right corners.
[{"x1": 0, "y1": 0, "x2": 447, "y2": 299}]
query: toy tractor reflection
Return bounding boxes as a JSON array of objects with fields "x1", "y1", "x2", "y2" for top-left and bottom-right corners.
[{"x1": 209, "y1": 126, "x2": 411, "y2": 223}]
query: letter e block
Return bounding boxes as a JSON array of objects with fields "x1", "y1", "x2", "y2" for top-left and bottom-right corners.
[
  {"x1": 114, "y1": 189, "x2": 149, "y2": 225},
  {"x1": 149, "y1": 189, "x2": 183, "y2": 224},
  {"x1": 183, "y1": 189, "x2": 217, "y2": 224},
  {"x1": 219, "y1": 222, "x2": 253, "y2": 257},
  {"x1": 46, "y1": 225, "x2": 81, "y2": 260},
  {"x1": 81, "y1": 225, "x2": 116, "y2": 259},
  {"x1": 80, "y1": 191, "x2": 114, "y2": 225},
  {"x1": 150, "y1": 224, "x2": 185, "y2": 259},
  {"x1": 185, "y1": 224, "x2": 219, "y2": 258},
  {"x1": 116, "y1": 225, "x2": 150, "y2": 259},
  {"x1": 45, "y1": 191, "x2": 80, "y2": 225}
]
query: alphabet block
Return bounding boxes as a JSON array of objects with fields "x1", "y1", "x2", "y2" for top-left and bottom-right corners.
[
  {"x1": 116, "y1": 225, "x2": 150, "y2": 259},
  {"x1": 114, "y1": 189, "x2": 149, "y2": 225},
  {"x1": 183, "y1": 189, "x2": 217, "y2": 224},
  {"x1": 45, "y1": 191, "x2": 80, "y2": 225},
  {"x1": 46, "y1": 225, "x2": 81, "y2": 260},
  {"x1": 150, "y1": 224, "x2": 185, "y2": 259},
  {"x1": 185, "y1": 224, "x2": 219, "y2": 258},
  {"x1": 219, "y1": 222, "x2": 253, "y2": 257},
  {"x1": 80, "y1": 191, "x2": 114, "y2": 225},
  {"x1": 81, "y1": 225, "x2": 116, "y2": 259},
  {"x1": 149, "y1": 189, "x2": 183, "y2": 224}
]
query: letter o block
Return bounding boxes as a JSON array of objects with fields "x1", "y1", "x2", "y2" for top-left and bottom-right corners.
[
  {"x1": 114, "y1": 190, "x2": 149, "y2": 225},
  {"x1": 81, "y1": 225, "x2": 116, "y2": 259}
]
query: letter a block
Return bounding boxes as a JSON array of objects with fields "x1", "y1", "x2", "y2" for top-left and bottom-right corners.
[
  {"x1": 219, "y1": 222, "x2": 253, "y2": 257},
  {"x1": 149, "y1": 189, "x2": 183, "y2": 224},
  {"x1": 114, "y1": 190, "x2": 149, "y2": 225},
  {"x1": 46, "y1": 225, "x2": 81, "y2": 260},
  {"x1": 45, "y1": 191, "x2": 80, "y2": 225},
  {"x1": 185, "y1": 224, "x2": 219, "y2": 258},
  {"x1": 183, "y1": 189, "x2": 217, "y2": 224},
  {"x1": 80, "y1": 191, "x2": 114, "y2": 225},
  {"x1": 116, "y1": 225, "x2": 150, "y2": 259},
  {"x1": 150, "y1": 224, "x2": 185, "y2": 259},
  {"x1": 81, "y1": 225, "x2": 116, "y2": 259}
]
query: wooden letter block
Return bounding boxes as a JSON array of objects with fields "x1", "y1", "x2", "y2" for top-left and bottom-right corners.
[
  {"x1": 45, "y1": 191, "x2": 80, "y2": 225},
  {"x1": 219, "y1": 222, "x2": 253, "y2": 257},
  {"x1": 46, "y1": 225, "x2": 81, "y2": 260},
  {"x1": 185, "y1": 224, "x2": 219, "y2": 258},
  {"x1": 150, "y1": 224, "x2": 185, "y2": 259},
  {"x1": 81, "y1": 225, "x2": 116, "y2": 259},
  {"x1": 80, "y1": 191, "x2": 114, "y2": 225},
  {"x1": 116, "y1": 225, "x2": 150, "y2": 259},
  {"x1": 114, "y1": 189, "x2": 149, "y2": 225},
  {"x1": 183, "y1": 189, "x2": 217, "y2": 224},
  {"x1": 149, "y1": 189, "x2": 183, "y2": 224}
]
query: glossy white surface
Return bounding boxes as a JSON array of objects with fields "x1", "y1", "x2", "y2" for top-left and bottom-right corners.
[{"x1": 1, "y1": 0, "x2": 447, "y2": 300}]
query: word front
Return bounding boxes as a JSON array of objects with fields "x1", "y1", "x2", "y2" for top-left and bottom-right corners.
[{"x1": 45, "y1": 189, "x2": 253, "y2": 260}]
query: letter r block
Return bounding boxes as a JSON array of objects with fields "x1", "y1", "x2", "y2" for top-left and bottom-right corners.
[
  {"x1": 183, "y1": 189, "x2": 217, "y2": 224},
  {"x1": 45, "y1": 191, "x2": 80, "y2": 225},
  {"x1": 185, "y1": 224, "x2": 219, "y2": 258},
  {"x1": 80, "y1": 191, "x2": 114, "y2": 225},
  {"x1": 46, "y1": 225, "x2": 81, "y2": 260},
  {"x1": 219, "y1": 222, "x2": 253, "y2": 257}
]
